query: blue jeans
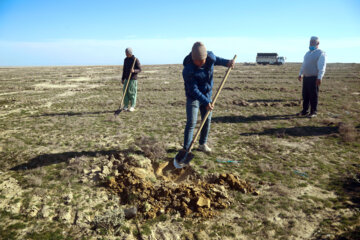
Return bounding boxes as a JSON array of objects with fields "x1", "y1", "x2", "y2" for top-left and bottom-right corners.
[{"x1": 183, "y1": 98, "x2": 212, "y2": 150}]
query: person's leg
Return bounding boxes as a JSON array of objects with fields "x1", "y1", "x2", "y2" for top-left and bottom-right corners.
[
  {"x1": 128, "y1": 80, "x2": 137, "y2": 108},
  {"x1": 309, "y1": 77, "x2": 319, "y2": 114},
  {"x1": 199, "y1": 104, "x2": 212, "y2": 145},
  {"x1": 183, "y1": 98, "x2": 199, "y2": 150},
  {"x1": 123, "y1": 79, "x2": 129, "y2": 108},
  {"x1": 302, "y1": 78, "x2": 310, "y2": 114}
]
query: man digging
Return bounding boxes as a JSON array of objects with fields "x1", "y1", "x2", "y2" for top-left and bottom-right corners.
[
  {"x1": 121, "y1": 47, "x2": 142, "y2": 112},
  {"x1": 297, "y1": 36, "x2": 327, "y2": 118},
  {"x1": 175, "y1": 42, "x2": 235, "y2": 168}
]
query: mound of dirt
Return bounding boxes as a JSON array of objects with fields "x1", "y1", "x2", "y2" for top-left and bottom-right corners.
[{"x1": 106, "y1": 155, "x2": 255, "y2": 219}]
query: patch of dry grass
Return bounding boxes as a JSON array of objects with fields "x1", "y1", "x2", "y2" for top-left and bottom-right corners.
[{"x1": 0, "y1": 63, "x2": 359, "y2": 239}]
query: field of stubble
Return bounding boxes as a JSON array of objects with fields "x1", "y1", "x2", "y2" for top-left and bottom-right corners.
[{"x1": 0, "y1": 63, "x2": 359, "y2": 240}]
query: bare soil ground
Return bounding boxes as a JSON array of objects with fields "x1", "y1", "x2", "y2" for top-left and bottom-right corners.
[{"x1": 0, "y1": 63, "x2": 359, "y2": 239}]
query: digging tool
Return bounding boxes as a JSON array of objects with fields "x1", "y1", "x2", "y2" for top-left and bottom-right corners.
[
  {"x1": 114, "y1": 57, "x2": 137, "y2": 115},
  {"x1": 174, "y1": 55, "x2": 237, "y2": 168}
]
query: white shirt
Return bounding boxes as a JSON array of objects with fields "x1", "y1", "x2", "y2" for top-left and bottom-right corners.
[{"x1": 299, "y1": 48, "x2": 327, "y2": 80}]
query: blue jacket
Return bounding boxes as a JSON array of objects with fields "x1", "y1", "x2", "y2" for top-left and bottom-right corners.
[{"x1": 183, "y1": 51, "x2": 229, "y2": 105}]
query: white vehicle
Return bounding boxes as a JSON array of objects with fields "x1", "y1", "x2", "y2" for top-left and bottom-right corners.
[{"x1": 256, "y1": 53, "x2": 285, "y2": 65}]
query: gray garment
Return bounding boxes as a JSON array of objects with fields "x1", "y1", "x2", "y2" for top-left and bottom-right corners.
[{"x1": 299, "y1": 49, "x2": 327, "y2": 80}]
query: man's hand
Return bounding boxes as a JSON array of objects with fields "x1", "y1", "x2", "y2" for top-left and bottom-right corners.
[
  {"x1": 298, "y1": 75, "x2": 302, "y2": 82},
  {"x1": 227, "y1": 60, "x2": 235, "y2": 69},
  {"x1": 131, "y1": 69, "x2": 135, "y2": 73},
  {"x1": 316, "y1": 79, "x2": 321, "y2": 86},
  {"x1": 206, "y1": 103, "x2": 214, "y2": 111}
]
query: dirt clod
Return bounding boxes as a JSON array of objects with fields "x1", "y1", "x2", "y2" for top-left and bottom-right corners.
[{"x1": 107, "y1": 155, "x2": 255, "y2": 219}]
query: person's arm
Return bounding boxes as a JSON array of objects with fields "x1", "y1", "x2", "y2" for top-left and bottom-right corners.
[
  {"x1": 215, "y1": 55, "x2": 235, "y2": 68},
  {"x1": 133, "y1": 58, "x2": 142, "y2": 73},
  {"x1": 214, "y1": 56, "x2": 229, "y2": 67},
  {"x1": 183, "y1": 71, "x2": 211, "y2": 105},
  {"x1": 317, "y1": 52, "x2": 326, "y2": 80}
]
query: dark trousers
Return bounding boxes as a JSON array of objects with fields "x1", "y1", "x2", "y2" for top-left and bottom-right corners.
[{"x1": 302, "y1": 76, "x2": 319, "y2": 114}]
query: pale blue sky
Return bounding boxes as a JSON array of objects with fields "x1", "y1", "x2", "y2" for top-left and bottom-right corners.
[{"x1": 0, "y1": 0, "x2": 359, "y2": 66}]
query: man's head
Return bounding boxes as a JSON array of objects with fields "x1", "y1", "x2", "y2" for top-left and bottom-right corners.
[
  {"x1": 125, "y1": 47, "x2": 133, "y2": 57},
  {"x1": 309, "y1": 36, "x2": 320, "y2": 49},
  {"x1": 191, "y1": 42, "x2": 207, "y2": 67}
]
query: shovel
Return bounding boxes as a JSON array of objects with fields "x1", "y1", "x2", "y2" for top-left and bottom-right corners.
[
  {"x1": 114, "y1": 57, "x2": 137, "y2": 115},
  {"x1": 174, "y1": 55, "x2": 237, "y2": 168}
]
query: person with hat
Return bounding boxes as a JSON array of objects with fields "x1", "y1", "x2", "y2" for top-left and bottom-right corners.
[
  {"x1": 121, "y1": 47, "x2": 142, "y2": 112},
  {"x1": 181, "y1": 42, "x2": 235, "y2": 153},
  {"x1": 297, "y1": 36, "x2": 327, "y2": 118}
]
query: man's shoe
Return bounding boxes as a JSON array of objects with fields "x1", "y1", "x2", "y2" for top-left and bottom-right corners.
[
  {"x1": 123, "y1": 107, "x2": 129, "y2": 111},
  {"x1": 296, "y1": 111, "x2": 308, "y2": 116},
  {"x1": 309, "y1": 113, "x2": 317, "y2": 118},
  {"x1": 199, "y1": 144, "x2": 212, "y2": 153},
  {"x1": 129, "y1": 107, "x2": 135, "y2": 112}
]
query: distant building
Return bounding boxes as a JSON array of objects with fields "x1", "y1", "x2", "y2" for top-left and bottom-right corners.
[{"x1": 256, "y1": 53, "x2": 285, "y2": 65}]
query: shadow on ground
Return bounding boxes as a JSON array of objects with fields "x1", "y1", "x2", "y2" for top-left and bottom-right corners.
[
  {"x1": 212, "y1": 114, "x2": 297, "y2": 123},
  {"x1": 330, "y1": 168, "x2": 360, "y2": 209},
  {"x1": 247, "y1": 99, "x2": 298, "y2": 103},
  {"x1": 326, "y1": 170, "x2": 360, "y2": 240},
  {"x1": 33, "y1": 110, "x2": 115, "y2": 117},
  {"x1": 10, "y1": 149, "x2": 142, "y2": 171},
  {"x1": 334, "y1": 226, "x2": 360, "y2": 240},
  {"x1": 240, "y1": 126, "x2": 339, "y2": 137}
]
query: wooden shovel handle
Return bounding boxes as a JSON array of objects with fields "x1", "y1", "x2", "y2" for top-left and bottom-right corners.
[
  {"x1": 188, "y1": 55, "x2": 237, "y2": 152},
  {"x1": 119, "y1": 57, "x2": 137, "y2": 109}
]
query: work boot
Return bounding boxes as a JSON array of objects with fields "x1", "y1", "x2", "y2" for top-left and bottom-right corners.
[
  {"x1": 129, "y1": 107, "x2": 135, "y2": 112},
  {"x1": 199, "y1": 144, "x2": 212, "y2": 153}
]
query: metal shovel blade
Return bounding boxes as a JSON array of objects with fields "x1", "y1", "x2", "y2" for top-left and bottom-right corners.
[
  {"x1": 114, "y1": 109, "x2": 122, "y2": 115},
  {"x1": 173, "y1": 149, "x2": 194, "y2": 168}
]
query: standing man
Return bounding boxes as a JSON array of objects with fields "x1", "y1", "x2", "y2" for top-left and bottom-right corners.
[
  {"x1": 121, "y1": 47, "x2": 141, "y2": 112},
  {"x1": 181, "y1": 42, "x2": 235, "y2": 156},
  {"x1": 298, "y1": 36, "x2": 327, "y2": 118}
]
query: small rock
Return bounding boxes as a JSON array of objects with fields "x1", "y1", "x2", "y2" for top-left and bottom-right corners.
[
  {"x1": 40, "y1": 205, "x2": 52, "y2": 219},
  {"x1": 58, "y1": 208, "x2": 72, "y2": 223},
  {"x1": 196, "y1": 197, "x2": 211, "y2": 208},
  {"x1": 128, "y1": 154, "x2": 152, "y2": 169},
  {"x1": 83, "y1": 169, "x2": 89, "y2": 175},
  {"x1": 124, "y1": 207, "x2": 137, "y2": 219},
  {"x1": 253, "y1": 190, "x2": 260, "y2": 196},
  {"x1": 28, "y1": 206, "x2": 39, "y2": 218},
  {"x1": 7, "y1": 202, "x2": 22, "y2": 214},
  {"x1": 107, "y1": 161, "x2": 113, "y2": 169},
  {"x1": 91, "y1": 166, "x2": 101, "y2": 173},
  {"x1": 102, "y1": 166, "x2": 110, "y2": 175},
  {"x1": 213, "y1": 185, "x2": 228, "y2": 198},
  {"x1": 63, "y1": 193, "x2": 73, "y2": 204},
  {"x1": 79, "y1": 176, "x2": 88, "y2": 183},
  {"x1": 144, "y1": 202, "x2": 152, "y2": 212}
]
